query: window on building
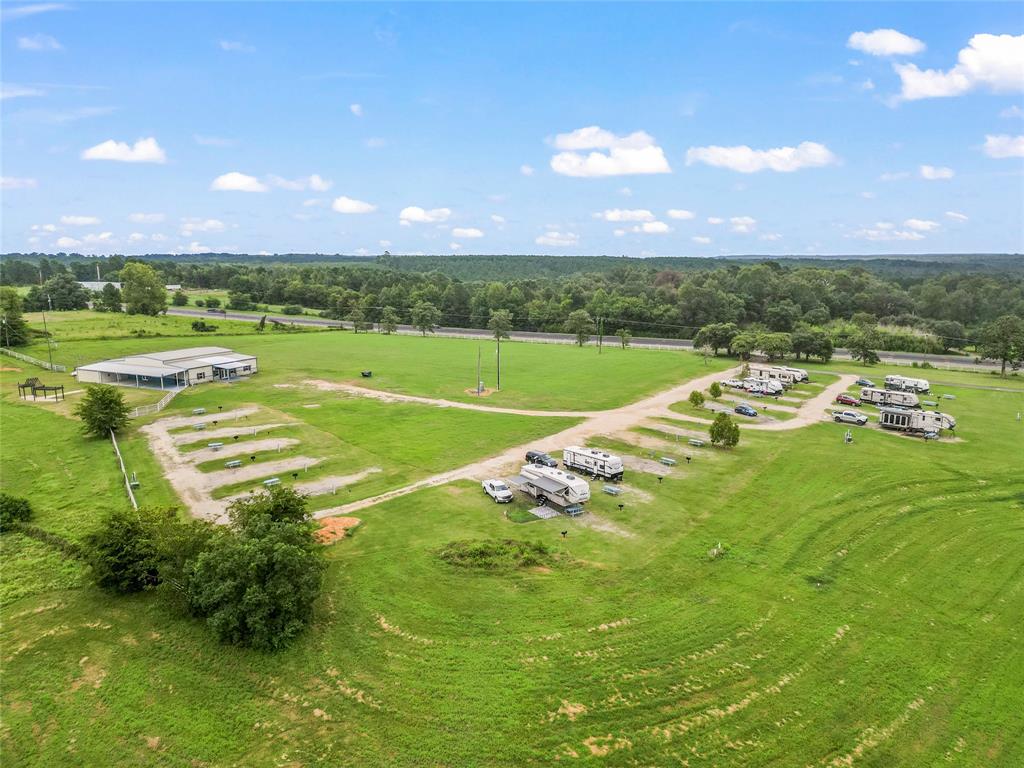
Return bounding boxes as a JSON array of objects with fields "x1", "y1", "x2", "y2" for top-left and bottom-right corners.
[{"x1": 196, "y1": 372, "x2": 206, "y2": 380}]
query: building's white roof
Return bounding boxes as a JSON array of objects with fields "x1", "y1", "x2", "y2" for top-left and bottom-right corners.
[
  {"x1": 77, "y1": 360, "x2": 185, "y2": 377},
  {"x1": 76, "y1": 347, "x2": 256, "y2": 376}
]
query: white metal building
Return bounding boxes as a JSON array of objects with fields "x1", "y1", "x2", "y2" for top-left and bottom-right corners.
[{"x1": 74, "y1": 346, "x2": 257, "y2": 389}]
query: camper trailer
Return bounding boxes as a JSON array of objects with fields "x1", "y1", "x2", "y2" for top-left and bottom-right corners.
[
  {"x1": 744, "y1": 377, "x2": 785, "y2": 395},
  {"x1": 778, "y1": 365, "x2": 810, "y2": 382},
  {"x1": 749, "y1": 364, "x2": 797, "y2": 387},
  {"x1": 879, "y1": 407, "x2": 956, "y2": 434},
  {"x1": 562, "y1": 446, "x2": 624, "y2": 481},
  {"x1": 885, "y1": 374, "x2": 930, "y2": 393},
  {"x1": 512, "y1": 464, "x2": 591, "y2": 508},
  {"x1": 860, "y1": 387, "x2": 920, "y2": 408}
]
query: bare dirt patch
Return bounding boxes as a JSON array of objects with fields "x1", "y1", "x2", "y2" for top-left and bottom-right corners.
[
  {"x1": 292, "y1": 467, "x2": 382, "y2": 496},
  {"x1": 576, "y1": 513, "x2": 636, "y2": 538},
  {"x1": 617, "y1": 484, "x2": 654, "y2": 503},
  {"x1": 622, "y1": 455, "x2": 677, "y2": 477},
  {"x1": 172, "y1": 422, "x2": 289, "y2": 446},
  {"x1": 463, "y1": 387, "x2": 496, "y2": 397},
  {"x1": 0, "y1": 366, "x2": 23, "y2": 372},
  {"x1": 549, "y1": 700, "x2": 588, "y2": 722},
  {"x1": 317, "y1": 517, "x2": 361, "y2": 544},
  {"x1": 583, "y1": 734, "x2": 632, "y2": 756},
  {"x1": 187, "y1": 437, "x2": 301, "y2": 464}
]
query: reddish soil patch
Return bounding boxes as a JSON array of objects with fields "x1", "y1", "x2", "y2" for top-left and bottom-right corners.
[
  {"x1": 317, "y1": 516, "x2": 361, "y2": 543},
  {"x1": 0, "y1": 366, "x2": 23, "y2": 372}
]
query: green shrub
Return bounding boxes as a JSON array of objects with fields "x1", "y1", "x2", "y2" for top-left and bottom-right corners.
[
  {"x1": 437, "y1": 538, "x2": 561, "y2": 570},
  {"x1": 0, "y1": 493, "x2": 33, "y2": 531},
  {"x1": 281, "y1": 304, "x2": 303, "y2": 315},
  {"x1": 85, "y1": 508, "x2": 162, "y2": 593}
]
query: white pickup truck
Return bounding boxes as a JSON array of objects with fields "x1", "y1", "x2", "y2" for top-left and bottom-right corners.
[{"x1": 481, "y1": 479, "x2": 514, "y2": 503}]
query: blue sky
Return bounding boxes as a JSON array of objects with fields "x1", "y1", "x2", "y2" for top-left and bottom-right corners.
[{"x1": 2, "y1": 2, "x2": 1022, "y2": 257}]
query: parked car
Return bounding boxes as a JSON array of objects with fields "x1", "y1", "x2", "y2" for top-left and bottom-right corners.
[
  {"x1": 923, "y1": 430, "x2": 940, "y2": 441},
  {"x1": 856, "y1": 378, "x2": 875, "y2": 387},
  {"x1": 832, "y1": 410, "x2": 868, "y2": 426},
  {"x1": 482, "y1": 479, "x2": 514, "y2": 503},
  {"x1": 835, "y1": 393, "x2": 862, "y2": 406},
  {"x1": 525, "y1": 450, "x2": 558, "y2": 467},
  {"x1": 721, "y1": 378, "x2": 744, "y2": 389},
  {"x1": 734, "y1": 404, "x2": 758, "y2": 417}
]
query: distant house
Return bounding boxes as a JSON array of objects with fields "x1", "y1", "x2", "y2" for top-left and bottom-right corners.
[
  {"x1": 76, "y1": 281, "x2": 182, "y2": 292},
  {"x1": 74, "y1": 346, "x2": 258, "y2": 389}
]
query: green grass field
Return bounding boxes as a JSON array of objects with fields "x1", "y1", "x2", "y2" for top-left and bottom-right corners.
[{"x1": 2, "y1": 318, "x2": 1023, "y2": 766}]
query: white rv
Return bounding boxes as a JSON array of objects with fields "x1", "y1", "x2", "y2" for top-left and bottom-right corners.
[
  {"x1": 879, "y1": 407, "x2": 955, "y2": 434},
  {"x1": 744, "y1": 377, "x2": 784, "y2": 395},
  {"x1": 562, "y1": 446, "x2": 624, "y2": 481},
  {"x1": 860, "y1": 387, "x2": 920, "y2": 408},
  {"x1": 749, "y1": 364, "x2": 797, "y2": 387},
  {"x1": 778, "y1": 365, "x2": 810, "y2": 382},
  {"x1": 513, "y1": 464, "x2": 591, "y2": 507},
  {"x1": 885, "y1": 374, "x2": 930, "y2": 394}
]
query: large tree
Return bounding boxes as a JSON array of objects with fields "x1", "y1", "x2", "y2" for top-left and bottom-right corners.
[
  {"x1": 847, "y1": 327, "x2": 881, "y2": 365},
  {"x1": 25, "y1": 274, "x2": 90, "y2": 311},
  {"x1": 979, "y1": 315, "x2": 1024, "y2": 375},
  {"x1": 94, "y1": 282, "x2": 124, "y2": 313},
  {"x1": 693, "y1": 322, "x2": 739, "y2": 356},
  {"x1": 0, "y1": 287, "x2": 31, "y2": 347},
  {"x1": 121, "y1": 262, "x2": 167, "y2": 315},
  {"x1": 565, "y1": 309, "x2": 596, "y2": 346},
  {"x1": 411, "y1": 300, "x2": 442, "y2": 336},
  {"x1": 709, "y1": 412, "x2": 740, "y2": 448},
  {"x1": 74, "y1": 384, "x2": 132, "y2": 437},
  {"x1": 488, "y1": 309, "x2": 513, "y2": 391}
]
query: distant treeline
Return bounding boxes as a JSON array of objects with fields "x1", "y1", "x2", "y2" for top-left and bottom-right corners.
[{"x1": 2, "y1": 253, "x2": 1022, "y2": 351}]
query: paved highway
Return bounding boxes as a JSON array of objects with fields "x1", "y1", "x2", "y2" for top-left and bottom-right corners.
[{"x1": 166, "y1": 307, "x2": 999, "y2": 370}]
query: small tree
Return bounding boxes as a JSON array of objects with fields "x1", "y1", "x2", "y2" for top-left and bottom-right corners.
[
  {"x1": 205, "y1": 297, "x2": 222, "y2": 308},
  {"x1": 0, "y1": 493, "x2": 33, "y2": 531},
  {"x1": 94, "y1": 283, "x2": 124, "y2": 313},
  {"x1": 709, "y1": 412, "x2": 740, "y2": 448},
  {"x1": 227, "y1": 291, "x2": 254, "y2": 311},
  {"x1": 689, "y1": 390, "x2": 705, "y2": 409},
  {"x1": 709, "y1": 381, "x2": 723, "y2": 400},
  {"x1": 0, "y1": 287, "x2": 31, "y2": 347},
  {"x1": 121, "y1": 263, "x2": 167, "y2": 315},
  {"x1": 616, "y1": 328, "x2": 632, "y2": 349},
  {"x1": 565, "y1": 309, "x2": 596, "y2": 346},
  {"x1": 74, "y1": 385, "x2": 131, "y2": 437},
  {"x1": 759, "y1": 332, "x2": 792, "y2": 362},
  {"x1": 379, "y1": 306, "x2": 400, "y2": 335},
  {"x1": 731, "y1": 331, "x2": 759, "y2": 360},
  {"x1": 411, "y1": 301, "x2": 441, "y2": 336},
  {"x1": 85, "y1": 508, "x2": 162, "y2": 593},
  {"x1": 171, "y1": 290, "x2": 189, "y2": 306},
  {"x1": 979, "y1": 315, "x2": 1024, "y2": 376},
  {"x1": 347, "y1": 307, "x2": 368, "y2": 333},
  {"x1": 848, "y1": 327, "x2": 881, "y2": 366},
  {"x1": 488, "y1": 309, "x2": 513, "y2": 391}
]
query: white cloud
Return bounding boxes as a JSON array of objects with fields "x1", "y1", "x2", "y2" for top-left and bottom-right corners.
[
  {"x1": 983, "y1": 134, "x2": 1024, "y2": 158},
  {"x1": 1, "y1": 176, "x2": 38, "y2": 189},
  {"x1": 60, "y1": 215, "x2": 100, "y2": 226},
  {"x1": 355, "y1": 248, "x2": 371, "y2": 256},
  {"x1": 759, "y1": 233, "x2": 782, "y2": 241},
  {"x1": 686, "y1": 141, "x2": 838, "y2": 173},
  {"x1": 920, "y1": 164, "x2": 954, "y2": 180},
  {"x1": 186, "y1": 241, "x2": 211, "y2": 253},
  {"x1": 128, "y1": 232, "x2": 147, "y2": 242},
  {"x1": 55, "y1": 236, "x2": 80, "y2": 248},
  {"x1": 210, "y1": 171, "x2": 268, "y2": 192},
  {"x1": 860, "y1": 191, "x2": 876, "y2": 199},
  {"x1": 619, "y1": 186, "x2": 633, "y2": 197},
  {"x1": 613, "y1": 229, "x2": 626, "y2": 237},
  {"x1": 180, "y1": 218, "x2": 225, "y2": 235},
  {"x1": 1001, "y1": 105, "x2": 1024, "y2": 119},
  {"x1": 490, "y1": 214, "x2": 506, "y2": 225},
  {"x1": 17, "y1": 34, "x2": 62, "y2": 51},
  {"x1": 364, "y1": 137, "x2": 387, "y2": 149},
  {"x1": 945, "y1": 211, "x2": 969, "y2": 222},
  {"x1": 82, "y1": 231, "x2": 113, "y2": 243},
  {"x1": 399, "y1": 206, "x2": 451, "y2": 224},
  {"x1": 597, "y1": 208, "x2": 655, "y2": 222},
  {"x1": 2, "y1": 3, "x2": 70, "y2": 21},
  {"x1": 128, "y1": 212, "x2": 165, "y2": 223},
  {"x1": 632, "y1": 221, "x2": 671, "y2": 234},
  {"x1": 31, "y1": 223, "x2": 57, "y2": 232},
  {"x1": 219, "y1": 40, "x2": 255, "y2": 53},
  {"x1": 549, "y1": 126, "x2": 671, "y2": 177},
  {"x1": 268, "y1": 173, "x2": 333, "y2": 191},
  {"x1": 449, "y1": 242, "x2": 462, "y2": 251},
  {"x1": 894, "y1": 34, "x2": 1024, "y2": 101},
  {"x1": 707, "y1": 217, "x2": 724, "y2": 225},
  {"x1": 452, "y1": 227, "x2": 484, "y2": 238},
  {"x1": 1, "y1": 83, "x2": 45, "y2": 100},
  {"x1": 194, "y1": 134, "x2": 234, "y2": 147},
  {"x1": 332, "y1": 196, "x2": 377, "y2": 214},
  {"x1": 692, "y1": 236, "x2": 712, "y2": 245},
  {"x1": 879, "y1": 171, "x2": 911, "y2": 181},
  {"x1": 859, "y1": 79, "x2": 876, "y2": 91},
  {"x1": 904, "y1": 218, "x2": 940, "y2": 231},
  {"x1": 379, "y1": 240, "x2": 391, "y2": 248},
  {"x1": 302, "y1": 198, "x2": 325, "y2": 207},
  {"x1": 847, "y1": 29, "x2": 925, "y2": 57},
  {"x1": 535, "y1": 231, "x2": 578, "y2": 247},
  {"x1": 520, "y1": 164, "x2": 535, "y2": 176},
  {"x1": 350, "y1": 103, "x2": 364, "y2": 117},
  {"x1": 667, "y1": 209, "x2": 695, "y2": 220},
  {"x1": 850, "y1": 226, "x2": 925, "y2": 242},
  {"x1": 81, "y1": 137, "x2": 166, "y2": 163},
  {"x1": 730, "y1": 216, "x2": 757, "y2": 233}
]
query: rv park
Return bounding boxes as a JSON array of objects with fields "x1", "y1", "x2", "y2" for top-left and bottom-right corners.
[{"x1": 1, "y1": 305, "x2": 1022, "y2": 766}]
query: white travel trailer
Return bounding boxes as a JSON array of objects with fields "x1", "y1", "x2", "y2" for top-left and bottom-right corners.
[
  {"x1": 778, "y1": 365, "x2": 809, "y2": 382},
  {"x1": 749, "y1": 364, "x2": 797, "y2": 387},
  {"x1": 879, "y1": 407, "x2": 956, "y2": 434},
  {"x1": 744, "y1": 377, "x2": 784, "y2": 395},
  {"x1": 513, "y1": 464, "x2": 591, "y2": 507},
  {"x1": 860, "y1": 387, "x2": 920, "y2": 408},
  {"x1": 562, "y1": 446, "x2": 624, "y2": 481},
  {"x1": 885, "y1": 374, "x2": 930, "y2": 394}
]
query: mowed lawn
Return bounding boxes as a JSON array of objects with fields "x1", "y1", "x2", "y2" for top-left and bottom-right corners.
[
  {"x1": 2, "y1": 357, "x2": 1022, "y2": 766},
  {"x1": 19, "y1": 311, "x2": 731, "y2": 411}
]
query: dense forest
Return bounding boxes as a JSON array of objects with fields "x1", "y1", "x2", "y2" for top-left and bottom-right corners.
[{"x1": 2, "y1": 253, "x2": 1023, "y2": 354}]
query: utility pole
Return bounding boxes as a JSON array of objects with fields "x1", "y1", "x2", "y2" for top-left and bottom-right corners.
[
  {"x1": 476, "y1": 344, "x2": 482, "y2": 395},
  {"x1": 41, "y1": 296, "x2": 54, "y2": 369},
  {"x1": 598, "y1": 316, "x2": 604, "y2": 354},
  {"x1": 496, "y1": 335, "x2": 501, "y2": 391}
]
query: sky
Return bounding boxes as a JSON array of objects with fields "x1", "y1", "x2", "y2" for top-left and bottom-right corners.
[{"x1": 2, "y1": 1, "x2": 1023, "y2": 258}]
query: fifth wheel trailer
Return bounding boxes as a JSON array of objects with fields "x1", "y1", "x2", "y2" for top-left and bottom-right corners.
[
  {"x1": 860, "y1": 387, "x2": 920, "y2": 408},
  {"x1": 748, "y1": 364, "x2": 797, "y2": 386},
  {"x1": 878, "y1": 407, "x2": 956, "y2": 434},
  {"x1": 562, "y1": 446, "x2": 625, "y2": 481},
  {"x1": 511, "y1": 464, "x2": 591, "y2": 508},
  {"x1": 885, "y1": 374, "x2": 930, "y2": 393}
]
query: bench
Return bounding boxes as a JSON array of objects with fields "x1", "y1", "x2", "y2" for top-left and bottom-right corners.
[
  {"x1": 193, "y1": 423, "x2": 206, "y2": 430},
  {"x1": 602, "y1": 485, "x2": 622, "y2": 496},
  {"x1": 224, "y1": 459, "x2": 242, "y2": 468},
  {"x1": 192, "y1": 407, "x2": 206, "y2": 415},
  {"x1": 207, "y1": 442, "x2": 224, "y2": 449},
  {"x1": 942, "y1": 394, "x2": 956, "y2": 400},
  {"x1": 921, "y1": 400, "x2": 937, "y2": 407},
  {"x1": 659, "y1": 456, "x2": 677, "y2": 466},
  {"x1": 263, "y1": 477, "x2": 281, "y2": 487},
  {"x1": 360, "y1": 370, "x2": 373, "y2": 378},
  {"x1": 687, "y1": 438, "x2": 706, "y2": 447}
]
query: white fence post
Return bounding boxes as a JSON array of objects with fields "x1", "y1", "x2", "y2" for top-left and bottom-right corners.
[{"x1": 109, "y1": 429, "x2": 139, "y2": 510}]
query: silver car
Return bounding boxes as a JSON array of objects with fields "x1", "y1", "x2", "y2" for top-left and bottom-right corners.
[{"x1": 832, "y1": 410, "x2": 868, "y2": 426}]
